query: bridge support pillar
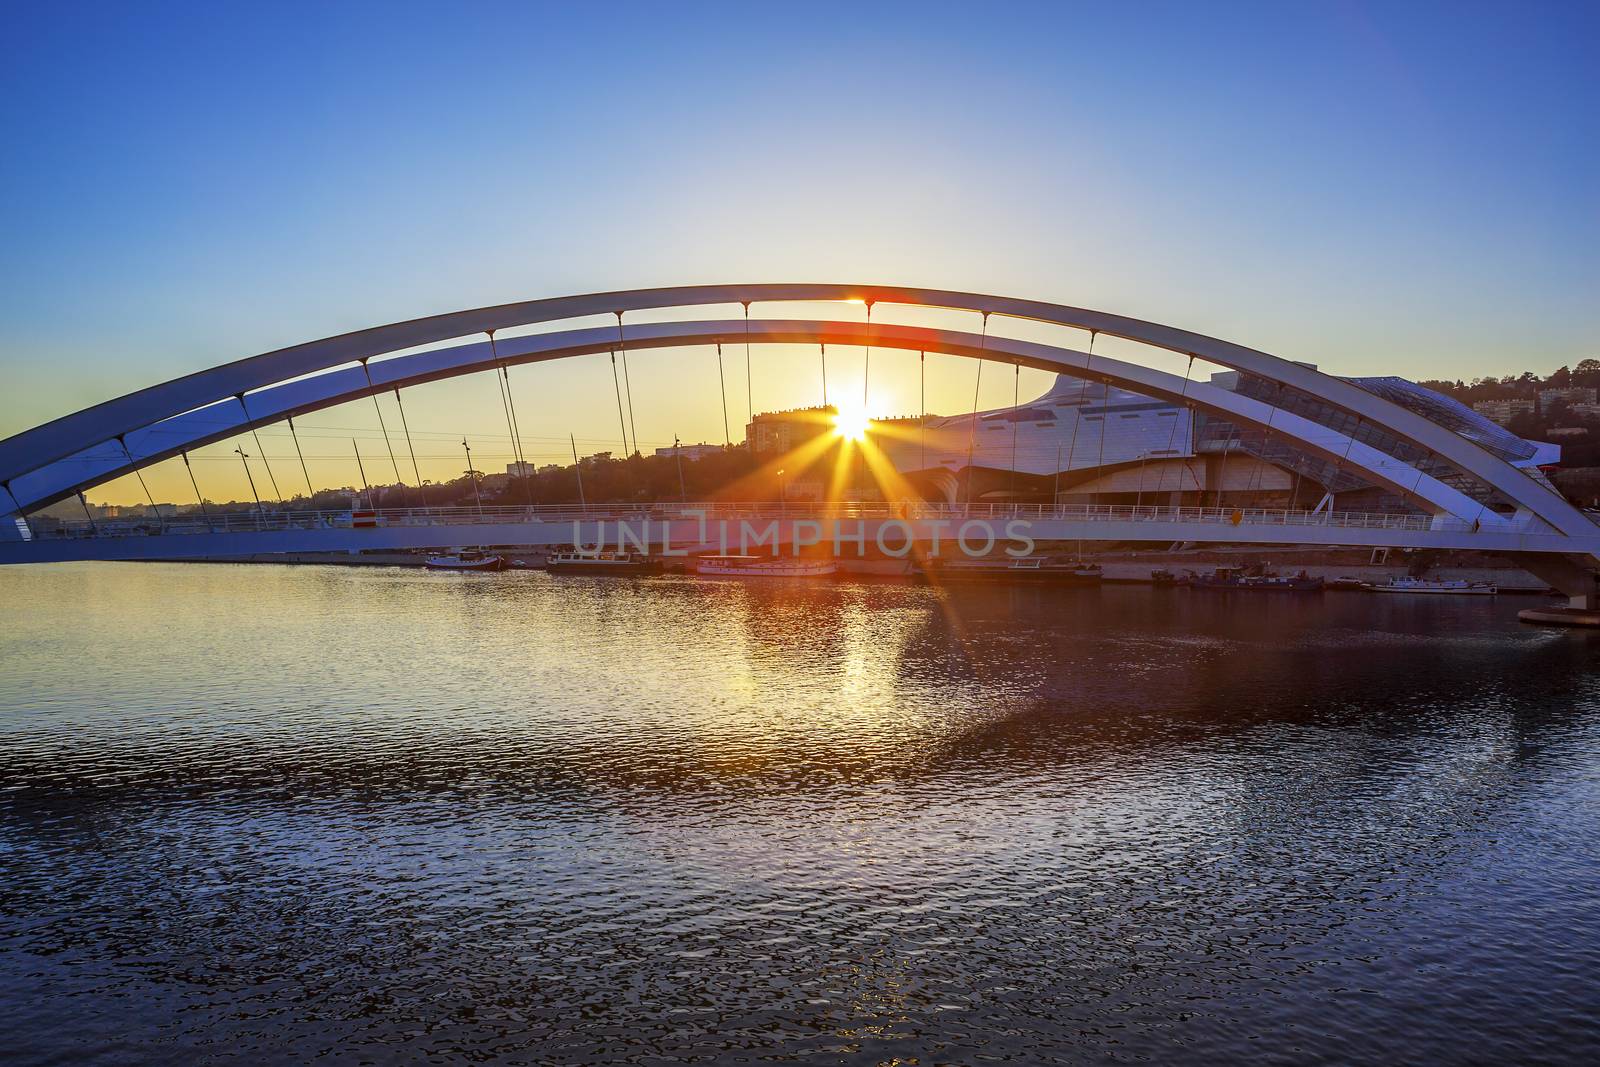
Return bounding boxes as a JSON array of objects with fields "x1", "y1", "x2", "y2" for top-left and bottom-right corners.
[{"x1": 1511, "y1": 554, "x2": 1600, "y2": 608}]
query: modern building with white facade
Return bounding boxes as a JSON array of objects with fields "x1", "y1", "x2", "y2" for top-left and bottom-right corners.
[{"x1": 878, "y1": 371, "x2": 1558, "y2": 513}]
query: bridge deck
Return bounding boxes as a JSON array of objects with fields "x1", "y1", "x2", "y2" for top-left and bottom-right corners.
[{"x1": 5, "y1": 503, "x2": 1594, "y2": 565}]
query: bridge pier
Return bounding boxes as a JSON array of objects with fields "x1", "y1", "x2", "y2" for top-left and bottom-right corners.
[
  {"x1": 1509, "y1": 553, "x2": 1600, "y2": 625},
  {"x1": 1510, "y1": 554, "x2": 1599, "y2": 606}
]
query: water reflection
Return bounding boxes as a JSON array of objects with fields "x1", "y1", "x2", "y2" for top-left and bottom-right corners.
[{"x1": 2, "y1": 563, "x2": 1599, "y2": 1065}]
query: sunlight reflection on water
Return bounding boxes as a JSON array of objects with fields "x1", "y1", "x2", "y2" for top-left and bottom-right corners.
[{"x1": 3, "y1": 562, "x2": 1600, "y2": 1065}]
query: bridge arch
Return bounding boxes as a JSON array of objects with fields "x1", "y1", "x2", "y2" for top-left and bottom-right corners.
[
  {"x1": 0, "y1": 285, "x2": 1585, "y2": 535},
  {"x1": 0, "y1": 319, "x2": 1515, "y2": 527}
]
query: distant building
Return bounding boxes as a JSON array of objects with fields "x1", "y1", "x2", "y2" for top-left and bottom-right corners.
[
  {"x1": 1472, "y1": 398, "x2": 1535, "y2": 425},
  {"x1": 654, "y1": 442, "x2": 725, "y2": 460},
  {"x1": 1545, "y1": 427, "x2": 1589, "y2": 438},
  {"x1": 1571, "y1": 402, "x2": 1600, "y2": 421},
  {"x1": 1539, "y1": 387, "x2": 1597, "y2": 410},
  {"x1": 506, "y1": 461, "x2": 535, "y2": 477},
  {"x1": 747, "y1": 407, "x2": 833, "y2": 454}
]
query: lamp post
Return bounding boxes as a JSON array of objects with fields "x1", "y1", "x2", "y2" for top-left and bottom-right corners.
[
  {"x1": 462, "y1": 438, "x2": 483, "y2": 515},
  {"x1": 673, "y1": 436, "x2": 687, "y2": 504},
  {"x1": 234, "y1": 445, "x2": 262, "y2": 513}
]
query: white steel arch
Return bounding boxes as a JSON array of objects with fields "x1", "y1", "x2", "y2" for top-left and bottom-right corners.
[
  {"x1": 0, "y1": 319, "x2": 1511, "y2": 527},
  {"x1": 0, "y1": 284, "x2": 1587, "y2": 535}
]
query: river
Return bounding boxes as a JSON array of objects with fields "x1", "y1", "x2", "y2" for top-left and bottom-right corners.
[{"x1": 3, "y1": 563, "x2": 1598, "y2": 1064}]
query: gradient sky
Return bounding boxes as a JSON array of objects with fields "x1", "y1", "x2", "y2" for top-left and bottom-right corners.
[{"x1": 3, "y1": 1, "x2": 1596, "y2": 504}]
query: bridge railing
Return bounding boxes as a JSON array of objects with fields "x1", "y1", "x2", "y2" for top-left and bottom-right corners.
[{"x1": 26, "y1": 500, "x2": 1494, "y2": 541}]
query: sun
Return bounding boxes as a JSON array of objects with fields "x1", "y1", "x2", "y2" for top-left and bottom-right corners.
[{"x1": 833, "y1": 402, "x2": 871, "y2": 442}]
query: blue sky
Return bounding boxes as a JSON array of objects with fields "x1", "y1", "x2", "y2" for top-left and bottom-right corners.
[{"x1": 3, "y1": 1, "x2": 1596, "y2": 501}]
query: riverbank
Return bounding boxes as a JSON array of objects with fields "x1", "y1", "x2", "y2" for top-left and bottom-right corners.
[{"x1": 151, "y1": 544, "x2": 1561, "y2": 594}]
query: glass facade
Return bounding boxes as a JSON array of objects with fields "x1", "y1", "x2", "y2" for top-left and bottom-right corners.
[{"x1": 1195, "y1": 373, "x2": 1556, "y2": 513}]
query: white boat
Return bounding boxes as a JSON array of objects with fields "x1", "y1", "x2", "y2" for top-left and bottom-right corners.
[
  {"x1": 546, "y1": 551, "x2": 662, "y2": 575},
  {"x1": 1364, "y1": 576, "x2": 1497, "y2": 595},
  {"x1": 695, "y1": 555, "x2": 837, "y2": 578},
  {"x1": 424, "y1": 549, "x2": 506, "y2": 572}
]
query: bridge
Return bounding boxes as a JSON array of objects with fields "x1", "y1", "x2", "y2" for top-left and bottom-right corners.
[{"x1": 4, "y1": 284, "x2": 1599, "y2": 603}]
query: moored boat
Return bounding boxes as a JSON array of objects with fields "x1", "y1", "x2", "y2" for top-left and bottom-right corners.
[
  {"x1": 1364, "y1": 576, "x2": 1497, "y2": 595},
  {"x1": 694, "y1": 555, "x2": 837, "y2": 578},
  {"x1": 927, "y1": 556, "x2": 1102, "y2": 584},
  {"x1": 545, "y1": 550, "x2": 663, "y2": 576},
  {"x1": 424, "y1": 549, "x2": 506, "y2": 572},
  {"x1": 1151, "y1": 569, "x2": 1191, "y2": 587},
  {"x1": 1191, "y1": 566, "x2": 1323, "y2": 591}
]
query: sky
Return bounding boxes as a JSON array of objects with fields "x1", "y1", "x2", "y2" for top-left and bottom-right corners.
[{"x1": 2, "y1": 1, "x2": 1596, "y2": 505}]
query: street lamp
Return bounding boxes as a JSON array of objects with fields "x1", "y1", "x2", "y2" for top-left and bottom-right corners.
[
  {"x1": 234, "y1": 445, "x2": 263, "y2": 514},
  {"x1": 462, "y1": 438, "x2": 483, "y2": 514}
]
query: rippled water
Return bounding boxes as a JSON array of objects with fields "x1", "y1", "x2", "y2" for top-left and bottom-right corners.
[{"x1": 2, "y1": 563, "x2": 1599, "y2": 1065}]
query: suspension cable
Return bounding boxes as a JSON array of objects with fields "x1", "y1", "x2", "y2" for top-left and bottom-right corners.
[
  {"x1": 961, "y1": 312, "x2": 990, "y2": 505},
  {"x1": 485, "y1": 333, "x2": 523, "y2": 486},
  {"x1": 743, "y1": 302, "x2": 753, "y2": 429},
  {"x1": 286, "y1": 416, "x2": 315, "y2": 499},
  {"x1": 1008, "y1": 360, "x2": 1020, "y2": 499},
  {"x1": 499, "y1": 367, "x2": 526, "y2": 474},
  {"x1": 715, "y1": 341, "x2": 731, "y2": 447},
  {"x1": 862, "y1": 300, "x2": 873, "y2": 408},
  {"x1": 180, "y1": 450, "x2": 210, "y2": 523},
  {"x1": 1155, "y1": 356, "x2": 1195, "y2": 502},
  {"x1": 234, "y1": 394, "x2": 283, "y2": 503},
  {"x1": 820, "y1": 343, "x2": 829, "y2": 407},
  {"x1": 1078, "y1": 332, "x2": 1110, "y2": 494},
  {"x1": 493, "y1": 341, "x2": 536, "y2": 506},
  {"x1": 570, "y1": 434, "x2": 587, "y2": 510},
  {"x1": 608, "y1": 350, "x2": 630, "y2": 457},
  {"x1": 249, "y1": 428, "x2": 282, "y2": 502},
  {"x1": 493, "y1": 337, "x2": 533, "y2": 493},
  {"x1": 1095, "y1": 378, "x2": 1108, "y2": 474},
  {"x1": 1052, "y1": 439, "x2": 1064, "y2": 506},
  {"x1": 357, "y1": 363, "x2": 405, "y2": 505},
  {"x1": 615, "y1": 313, "x2": 638, "y2": 458},
  {"x1": 116, "y1": 435, "x2": 163, "y2": 528},
  {"x1": 1323, "y1": 415, "x2": 1365, "y2": 509},
  {"x1": 919, "y1": 351, "x2": 926, "y2": 472},
  {"x1": 352, "y1": 439, "x2": 371, "y2": 503},
  {"x1": 1342, "y1": 416, "x2": 1363, "y2": 463},
  {"x1": 1062, "y1": 384, "x2": 1083, "y2": 499},
  {"x1": 392, "y1": 388, "x2": 424, "y2": 492},
  {"x1": 1244, "y1": 380, "x2": 1286, "y2": 499},
  {"x1": 77, "y1": 491, "x2": 97, "y2": 534},
  {"x1": 1, "y1": 481, "x2": 32, "y2": 539},
  {"x1": 1213, "y1": 437, "x2": 1232, "y2": 510}
]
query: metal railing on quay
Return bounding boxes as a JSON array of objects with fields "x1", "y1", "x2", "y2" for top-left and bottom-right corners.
[{"x1": 29, "y1": 499, "x2": 1502, "y2": 541}]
